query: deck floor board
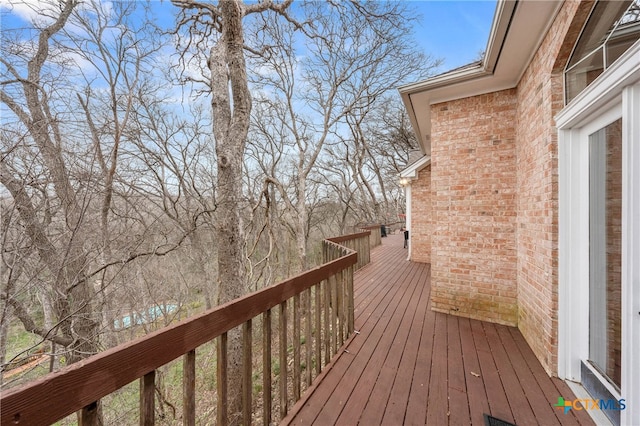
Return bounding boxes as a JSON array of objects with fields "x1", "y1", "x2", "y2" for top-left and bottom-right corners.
[
  {"x1": 380, "y1": 263, "x2": 430, "y2": 426},
  {"x1": 357, "y1": 260, "x2": 425, "y2": 425},
  {"x1": 284, "y1": 234, "x2": 595, "y2": 425},
  {"x1": 459, "y1": 318, "x2": 491, "y2": 426}
]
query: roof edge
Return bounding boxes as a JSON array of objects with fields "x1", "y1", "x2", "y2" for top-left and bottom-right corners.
[
  {"x1": 398, "y1": 0, "x2": 515, "y2": 96},
  {"x1": 398, "y1": 0, "x2": 563, "y2": 155},
  {"x1": 399, "y1": 155, "x2": 431, "y2": 180}
]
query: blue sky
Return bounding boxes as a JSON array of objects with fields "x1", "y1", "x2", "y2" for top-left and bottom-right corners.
[
  {"x1": 0, "y1": 0, "x2": 497, "y2": 71},
  {"x1": 410, "y1": 0, "x2": 497, "y2": 72},
  {"x1": 0, "y1": 0, "x2": 497, "y2": 74}
]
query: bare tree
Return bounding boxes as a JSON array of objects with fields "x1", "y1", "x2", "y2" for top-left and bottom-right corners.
[
  {"x1": 247, "y1": 1, "x2": 436, "y2": 270},
  {"x1": 130, "y1": 94, "x2": 219, "y2": 310},
  {"x1": 324, "y1": 97, "x2": 421, "y2": 225},
  {"x1": 0, "y1": 0, "x2": 197, "y2": 389},
  {"x1": 67, "y1": 0, "x2": 163, "y2": 258},
  {"x1": 172, "y1": 0, "x2": 301, "y2": 421},
  {"x1": 0, "y1": 0, "x2": 100, "y2": 366}
]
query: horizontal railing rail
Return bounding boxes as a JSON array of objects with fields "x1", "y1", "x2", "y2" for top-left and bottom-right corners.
[{"x1": 1, "y1": 230, "x2": 373, "y2": 426}]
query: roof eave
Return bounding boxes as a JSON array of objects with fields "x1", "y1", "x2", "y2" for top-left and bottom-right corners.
[
  {"x1": 399, "y1": 155, "x2": 431, "y2": 180},
  {"x1": 399, "y1": 0, "x2": 562, "y2": 155},
  {"x1": 398, "y1": 0, "x2": 514, "y2": 97}
]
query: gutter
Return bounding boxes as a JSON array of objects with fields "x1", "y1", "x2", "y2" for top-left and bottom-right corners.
[
  {"x1": 398, "y1": 0, "x2": 516, "y2": 155},
  {"x1": 398, "y1": 0, "x2": 515, "y2": 96},
  {"x1": 398, "y1": 0, "x2": 563, "y2": 156}
]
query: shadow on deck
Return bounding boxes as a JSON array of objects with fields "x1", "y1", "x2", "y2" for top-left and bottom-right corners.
[{"x1": 283, "y1": 233, "x2": 594, "y2": 426}]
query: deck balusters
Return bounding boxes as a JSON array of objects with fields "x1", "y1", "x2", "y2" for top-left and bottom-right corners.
[{"x1": 1, "y1": 228, "x2": 380, "y2": 426}]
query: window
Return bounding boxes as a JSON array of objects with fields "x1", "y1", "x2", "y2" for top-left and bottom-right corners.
[{"x1": 565, "y1": 0, "x2": 640, "y2": 103}]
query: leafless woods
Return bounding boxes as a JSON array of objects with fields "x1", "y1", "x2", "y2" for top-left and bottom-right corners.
[{"x1": 0, "y1": 0, "x2": 437, "y2": 420}]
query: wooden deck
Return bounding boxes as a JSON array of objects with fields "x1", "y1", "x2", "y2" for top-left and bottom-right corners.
[{"x1": 283, "y1": 234, "x2": 595, "y2": 426}]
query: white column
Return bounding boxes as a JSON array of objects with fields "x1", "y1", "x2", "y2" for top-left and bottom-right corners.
[
  {"x1": 557, "y1": 126, "x2": 590, "y2": 382},
  {"x1": 405, "y1": 184, "x2": 412, "y2": 260},
  {"x1": 621, "y1": 83, "x2": 640, "y2": 426}
]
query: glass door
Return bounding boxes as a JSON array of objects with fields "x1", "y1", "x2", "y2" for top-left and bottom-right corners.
[
  {"x1": 583, "y1": 118, "x2": 624, "y2": 425},
  {"x1": 588, "y1": 118, "x2": 622, "y2": 390}
]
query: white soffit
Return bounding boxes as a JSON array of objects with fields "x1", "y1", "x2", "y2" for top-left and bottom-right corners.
[{"x1": 399, "y1": 0, "x2": 562, "y2": 154}]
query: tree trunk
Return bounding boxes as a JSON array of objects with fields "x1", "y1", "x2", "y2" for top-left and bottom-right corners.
[
  {"x1": 295, "y1": 176, "x2": 308, "y2": 273},
  {"x1": 209, "y1": 1, "x2": 252, "y2": 422},
  {"x1": 0, "y1": 304, "x2": 10, "y2": 380}
]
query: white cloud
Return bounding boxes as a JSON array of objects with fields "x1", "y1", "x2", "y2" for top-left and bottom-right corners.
[
  {"x1": 0, "y1": 0, "x2": 113, "y2": 29},
  {"x1": 0, "y1": 0, "x2": 57, "y2": 26}
]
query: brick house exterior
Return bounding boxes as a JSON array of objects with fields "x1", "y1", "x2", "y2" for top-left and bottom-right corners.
[
  {"x1": 407, "y1": 164, "x2": 431, "y2": 264},
  {"x1": 399, "y1": 1, "x2": 640, "y2": 424}
]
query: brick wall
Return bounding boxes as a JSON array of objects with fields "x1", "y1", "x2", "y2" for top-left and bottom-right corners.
[
  {"x1": 430, "y1": 90, "x2": 518, "y2": 326},
  {"x1": 410, "y1": 165, "x2": 431, "y2": 263},
  {"x1": 408, "y1": 0, "x2": 594, "y2": 375},
  {"x1": 514, "y1": 0, "x2": 590, "y2": 375}
]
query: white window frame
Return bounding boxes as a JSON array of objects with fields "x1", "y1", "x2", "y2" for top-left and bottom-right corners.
[{"x1": 557, "y1": 40, "x2": 640, "y2": 425}]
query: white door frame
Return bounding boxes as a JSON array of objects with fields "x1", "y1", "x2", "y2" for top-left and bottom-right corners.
[{"x1": 557, "y1": 41, "x2": 640, "y2": 425}]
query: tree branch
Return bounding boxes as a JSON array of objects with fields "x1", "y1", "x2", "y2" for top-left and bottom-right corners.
[{"x1": 2, "y1": 295, "x2": 73, "y2": 347}]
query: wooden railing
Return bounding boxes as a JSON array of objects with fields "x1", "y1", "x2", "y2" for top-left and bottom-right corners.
[
  {"x1": 358, "y1": 225, "x2": 383, "y2": 251},
  {"x1": 327, "y1": 230, "x2": 371, "y2": 270},
  {"x1": 0, "y1": 230, "x2": 374, "y2": 425}
]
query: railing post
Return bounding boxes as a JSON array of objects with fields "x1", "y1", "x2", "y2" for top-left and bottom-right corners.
[
  {"x1": 293, "y1": 293, "x2": 301, "y2": 401},
  {"x1": 364, "y1": 235, "x2": 371, "y2": 265},
  {"x1": 279, "y1": 301, "x2": 288, "y2": 418},
  {"x1": 80, "y1": 401, "x2": 100, "y2": 426},
  {"x1": 323, "y1": 278, "x2": 331, "y2": 365},
  {"x1": 304, "y1": 288, "x2": 313, "y2": 387},
  {"x1": 337, "y1": 269, "x2": 344, "y2": 347},
  {"x1": 262, "y1": 310, "x2": 272, "y2": 426},
  {"x1": 183, "y1": 350, "x2": 196, "y2": 426},
  {"x1": 331, "y1": 272, "x2": 339, "y2": 354},
  {"x1": 140, "y1": 370, "x2": 155, "y2": 426},
  {"x1": 217, "y1": 333, "x2": 228, "y2": 426},
  {"x1": 314, "y1": 285, "x2": 322, "y2": 375},
  {"x1": 347, "y1": 264, "x2": 355, "y2": 334},
  {"x1": 242, "y1": 320, "x2": 252, "y2": 426}
]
